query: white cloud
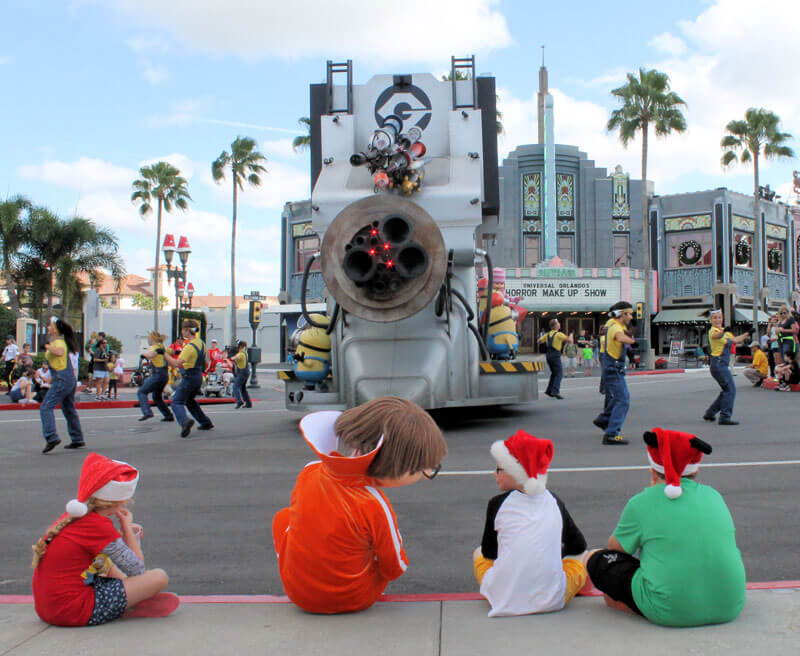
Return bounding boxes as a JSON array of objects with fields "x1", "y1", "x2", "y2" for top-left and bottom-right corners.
[
  {"x1": 202, "y1": 160, "x2": 309, "y2": 210},
  {"x1": 262, "y1": 138, "x2": 301, "y2": 160},
  {"x1": 126, "y1": 35, "x2": 169, "y2": 54},
  {"x1": 138, "y1": 153, "x2": 196, "y2": 179},
  {"x1": 142, "y1": 61, "x2": 168, "y2": 85},
  {"x1": 106, "y1": 0, "x2": 511, "y2": 62},
  {"x1": 649, "y1": 32, "x2": 687, "y2": 56},
  {"x1": 18, "y1": 157, "x2": 136, "y2": 191},
  {"x1": 0, "y1": 56, "x2": 11, "y2": 65}
]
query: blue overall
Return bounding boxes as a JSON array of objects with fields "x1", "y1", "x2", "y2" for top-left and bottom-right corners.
[
  {"x1": 595, "y1": 338, "x2": 629, "y2": 437},
  {"x1": 40, "y1": 356, "x2": 83, "y2": 446},
  {"x1": 171, "y1": 342, "x2": 211, "y2": 428},
  {"x1": 137, "y1": 363, "x2": 172, "y2": 420},
  {"x1": 232, "y1": 362, "x2": 251, "y2": 406},
  {"x1": 706, "y1": 339, "x2": 736, "y2": 421},
  {"x1": 544, "y1": 332, "x2": 564, "y2": 396}
]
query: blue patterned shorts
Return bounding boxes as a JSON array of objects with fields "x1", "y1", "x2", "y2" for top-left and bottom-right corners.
[{"x1": 87, "y1": 577, "x2": 127, "y2": 626}]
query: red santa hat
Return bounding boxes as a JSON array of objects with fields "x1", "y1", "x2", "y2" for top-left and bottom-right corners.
[
  {"x1": 643, "y1": 428, "x2": 712, "y2": 499},
  {"x1": 490, "y1": 430, "x2": 553, "y2": 495},
  {"x1": 66, "y1": 453, "x2": 140, "y2": 518}
]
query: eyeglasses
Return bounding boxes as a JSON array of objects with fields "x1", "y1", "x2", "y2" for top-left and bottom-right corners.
[
  {"x1": 494, "y1": 466, "x2": 504, "y2": 474},
  {"x1": 422, "y1": 464, "x2": 442, "y2": 480}
]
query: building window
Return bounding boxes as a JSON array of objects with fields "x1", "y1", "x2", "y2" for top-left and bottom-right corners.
[
  {"x1": 524, "y1": 235, "x2": 540, "y2": 267},
  {"x1": 766, "y1": 239, "x2": 785, "y2": 273},
  {"x1": 667, "y1": 230, "x2": 712, "y2": 269},
  {"x1": 613, "y1": 234, "x2": 629, "y2": 267},
  {"x1": 295, "y1": 235, "x2": 321, "y2": 273},
  {"x1": 557, "y1": 235, "x2": 573, "y2": 263},
  {"x1": 733, "y1": 231, "x2": 752, "y2": 268}
]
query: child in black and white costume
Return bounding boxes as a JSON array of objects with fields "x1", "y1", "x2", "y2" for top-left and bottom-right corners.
[{"x1": 473, "y1": 430, "x2": 587, "y2": 617}]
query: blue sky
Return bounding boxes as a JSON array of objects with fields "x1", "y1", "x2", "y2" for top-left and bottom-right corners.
[{"x1": 2, "y1": 0, "x2": 797, "y2": 296}]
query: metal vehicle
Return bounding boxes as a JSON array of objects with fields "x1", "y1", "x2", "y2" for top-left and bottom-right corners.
[
  {"x1": 131, "y1": 357, "x2": 152, "y2": 388},
  {"x1": 280, "y1": 57, "x2": 541, "y2": 410}
]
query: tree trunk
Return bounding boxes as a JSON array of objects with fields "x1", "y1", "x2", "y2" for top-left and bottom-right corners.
[
  {"x1": 2, "y1": 250, "x2": 21, "y2": 316},
  {"x1": 154, "y1": 199, "x2": 162, "y2": 333},
  {"x1": 641, "y1": 123, "x2": 652, "y2": 367},
  {"x1": 230, "y1": 173, "x2": 238, "y2": 343},
  {"x1": 752, "y1": 155, "x2": 761, "y2": 338},
  {"x1": 46, "y1": 267, "x2": 54, "y2": 319}
]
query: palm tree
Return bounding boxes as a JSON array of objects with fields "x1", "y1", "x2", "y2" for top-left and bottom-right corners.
[
  {"x1": 607, "y1": 68, "x2": 687, "y2": 367},
  {"x1": 131, "y1": 162, "x2": 191, "y2": 331},
  {"x1": 721, "y1": 108, "x2": 794, "y2": 335},
  {"x1": 293, "y1": 117, "x2": 312, "y2": 152},
  {"x1": 212, "y1": 137, "x2": 267, "y2": 341},
  {"x1": 52, "y1": 216, "x2": 126, "y2": 320},
  {"x1": 0, "y1": 195, "x2": 32, "y2": 315},
  {"x1": 24, "y1": 207, "x2": 62, "y2": 318}
]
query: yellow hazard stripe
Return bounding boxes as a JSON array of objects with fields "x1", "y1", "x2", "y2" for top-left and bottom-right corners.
[{"x1": 479, "y1": 361, "x2": 543, "y2": 374}]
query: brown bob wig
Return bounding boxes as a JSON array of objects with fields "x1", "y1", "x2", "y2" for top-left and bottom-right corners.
[{"x1": 334, "y1": 397, "x2": 447, "y2": 479}]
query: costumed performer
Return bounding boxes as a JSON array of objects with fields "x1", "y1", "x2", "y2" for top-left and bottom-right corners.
[
  {"x1": 702, "y1": 308, "x2": 750, "y2": 425},
  {"x1": 136, "y1": 331, "x2": 174, "y2": 423}
]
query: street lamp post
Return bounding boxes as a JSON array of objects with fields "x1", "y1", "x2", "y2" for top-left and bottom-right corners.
[{"x1": 162, "y1": 234, "x2": 191, "y2": 342}]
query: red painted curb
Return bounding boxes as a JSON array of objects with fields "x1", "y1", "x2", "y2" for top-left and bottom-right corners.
[
  {"x1": 762, "y1": 379, "x2": 800, "y2": 391},
  {"x1": 2, "y1": 581, "x2": 798, "y2": 604},
  {"x1": 0, "y1": 397, "x2": 261, "y2": 412}
]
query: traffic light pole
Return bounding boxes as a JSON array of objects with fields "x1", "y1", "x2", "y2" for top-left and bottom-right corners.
[
  {"x1": 244, "y1": 293, "x2": 264, "y2": 389},
  {"x1": 249, "y1": 322, "x2": 259, "y2": 388}
]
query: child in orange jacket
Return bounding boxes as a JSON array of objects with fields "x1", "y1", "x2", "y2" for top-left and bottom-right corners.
[{"x1": 272, "y1": 397, "x2": 447, "y2": 614}]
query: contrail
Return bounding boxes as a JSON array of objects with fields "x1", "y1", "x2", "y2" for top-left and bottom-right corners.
[{"x1": 199, "y1": 118, "x2": 298, "y2": 134}]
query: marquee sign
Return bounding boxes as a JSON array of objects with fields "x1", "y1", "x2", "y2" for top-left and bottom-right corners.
[{"x1": 507, "y1": 277, "x2": 621, "y2": 310}]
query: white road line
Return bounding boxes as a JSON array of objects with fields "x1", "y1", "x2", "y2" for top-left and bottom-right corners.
[
  {"x1": 439, "y1": 460, "x2": 800, "y2": 476},
  {"x1": 0, "y1": 408, "x2": 288, "y2": 424}
]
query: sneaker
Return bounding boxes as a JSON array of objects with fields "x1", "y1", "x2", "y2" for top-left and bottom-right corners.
[
  {"x1": 235, "y1": 402, "x2": 243, "y2": 409},
  {"x1": 702, "y1": 414, "x2": 716, "y2": 422},
  {"x1": 180, "y1": 419, "x2": 195, "y2": 438},
  {"x1": 777, "y1": 385, "x2": 789, "y2": 392},
  {"x1": 602, "y1": 434, "x2": 629, "y2": 445},
  {"x1": 718, "y1": 418, "x2": 739, "y2": 426}
]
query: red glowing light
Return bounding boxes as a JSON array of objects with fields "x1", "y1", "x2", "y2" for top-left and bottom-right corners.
[
  {"x1": 368, "y1": 248, "x2": 376, "y2": 256},
  {"x1": 383, "y1": 243, "x2": 390, "y2": 250},
  {"x1": 370, "y1": 229, "x2": 378, "y2": 236},
  {"x1": 387, "y1": 260, "x2": 394, "y2": 267}
]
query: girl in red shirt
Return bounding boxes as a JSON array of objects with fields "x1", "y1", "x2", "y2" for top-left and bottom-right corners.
[
  {"x1": 31, "y1": 453, "x2": 172, "y2": 626},
  {"x1": 273, "y1": 397, "x2": 447, "y2": 613}
]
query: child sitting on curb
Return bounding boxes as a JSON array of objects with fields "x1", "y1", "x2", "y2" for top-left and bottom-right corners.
[
  {"x1": 31, "y1": 453, "x2": 173, "y2": 626},
  {"x1": 473, "y1": 430, "x2": 587, "y2": 617},
  {"x1": 586, "y1": 427, "x2": 746, "y2": 627},
  {"x1": 272, "y1": 397, "x2": 447, "y2": 614}
]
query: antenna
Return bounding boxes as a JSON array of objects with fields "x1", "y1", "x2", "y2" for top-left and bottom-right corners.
[{"x1": 541, "y1": 45, "x2": 545, "y2": 67}]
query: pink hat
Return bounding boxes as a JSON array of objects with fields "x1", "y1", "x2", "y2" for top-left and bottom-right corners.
[
  {"x1": 492, "y1": 267, "x2": 506, "y2": 284},
  {"x1": 491, "y1": 430, "x2": 553, "y2": 495},
  {"x1": 66, "y1": 453, "x2": 139, "y2": 517}
]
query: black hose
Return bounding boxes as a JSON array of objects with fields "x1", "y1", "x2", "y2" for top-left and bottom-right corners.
[
  {"x1": 451, "y1": 288, "x2": 489, "y2": 361},
  {"x1": 325, "y1": 303, "x2": 340, "y2": 335},
  {"x1": 301, "y1": 253, "x2": 328, "y2": 330}
]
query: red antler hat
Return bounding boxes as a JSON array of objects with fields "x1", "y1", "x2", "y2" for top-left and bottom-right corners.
[
  {"x1": 643, "y1": 428, "x2": 712, "y2": 499},
  {"x1": 66, "y1": 453, "x2": 139, "y2": 518},
  {"x1": 491, "y1": 430, "x2": 554, "y2": 495}
]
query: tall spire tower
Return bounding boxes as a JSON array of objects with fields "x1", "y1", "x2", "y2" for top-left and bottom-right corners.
[
  {"x1": 537, "y1": 46, "x2": 548, "y2": 144},
  {"x1": 538, "y1": 47, "x2": 557, "y2": 259}
]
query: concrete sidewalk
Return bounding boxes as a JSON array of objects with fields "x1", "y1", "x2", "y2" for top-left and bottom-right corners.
[{"x1": 2, "y1": 588, "x2": 798, "y2": 655}]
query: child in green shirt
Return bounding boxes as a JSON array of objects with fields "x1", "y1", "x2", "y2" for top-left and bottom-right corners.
[{"x1": 586, "y1": 427, "x2": 746, "y2": 627}]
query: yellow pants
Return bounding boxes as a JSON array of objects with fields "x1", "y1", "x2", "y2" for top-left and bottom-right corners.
[{"x1": 473, "y1": 555, "x2": 587, "y2": 604}]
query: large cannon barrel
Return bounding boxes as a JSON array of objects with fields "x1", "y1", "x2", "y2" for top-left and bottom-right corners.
[{"x1": 321, "y1": 196, "x2": 446, "y2": 323}]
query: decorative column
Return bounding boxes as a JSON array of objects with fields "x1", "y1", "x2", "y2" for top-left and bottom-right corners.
[{"x1": 543, "y1": 93, "x2": 556, "y2": 259}]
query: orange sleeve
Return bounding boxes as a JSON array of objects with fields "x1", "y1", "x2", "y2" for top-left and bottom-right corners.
[{"x1": 364, "y1": 487, "x2": 409, "y2": 582}]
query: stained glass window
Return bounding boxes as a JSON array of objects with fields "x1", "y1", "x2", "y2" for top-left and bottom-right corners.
[
  {"x1": 557, "y1": 174, "x2": 574, "y2": 217},
  {"x1": 522, "y1": 173, "x2": 541, "y2": 218},
  {"x1": 524, "y1": 235, "x2": 540, "y2": 267},
  {"x1": 612, "y1": 165, "x2": 630, "y2": 218}
]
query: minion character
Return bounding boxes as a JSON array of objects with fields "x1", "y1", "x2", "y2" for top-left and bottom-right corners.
[
  {"x1": 290, "y1": 314, "x2": 332, "y2": 389},
  {"x1": 478, "y1": 278, "x2": 490, "y2": 316},
  {"x1": 486, "y1": 293, "x2": 519, "y2": 360}
]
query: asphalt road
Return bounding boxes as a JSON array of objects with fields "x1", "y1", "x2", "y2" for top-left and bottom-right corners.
[{"x1": 1, "y1": 369, "x2": 798, "y2": 595}]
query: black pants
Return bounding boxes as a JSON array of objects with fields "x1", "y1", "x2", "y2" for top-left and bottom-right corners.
[
  {"x1": 3, "y1": 361, "x2": 14, "y2": 389},
  {"x1": 587, "y1": 549, "x2": 643, "y2": 615},
  {"x1": 768, "y1": 349, "x2": 777, "y2": 377},
  {"x1": 108, "y1": 379, "x2": 118, "y2": 397}
]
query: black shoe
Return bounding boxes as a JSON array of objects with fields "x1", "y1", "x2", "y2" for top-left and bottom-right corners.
[
  {"x1": 702, "y1": 414, "x2": 716, "y2": 422},
  {"x1": 592, "y1": 418, "x2": 608, "y2": 430},
  {"x1": 244, "y1": 403, "x2": 252, "y2": 408},
  {"x1": 754, "y1": 379, "x2": 763, "y2": 387},
  {"x1": 544, "y1": 392, "x2": 554, "y2": 398},
  {"x1": 64, "y1": 441, "x2": 86, "y2": 449},
  {"x1": 161, "y1": 416, "x2": 174, "y2": 422},
  {"x1": 139, "y1": 415, "x2": 154, "y2": 422},
  {"x1": 552, "y1": 394, "x2": 564, "y2": 400},
  {"x1": 198, "y1": 423, "x2": 214, "y2": 431},
  {"x1": 180, "y1": 419, "x2": 195, "y2": 438},
  {"x1": 602, "y1": 434, "x2": 629, "y2": 445},
  {"x1": 718, "y1": 418, "x2": 739, "y2": 426},
  {"x1": 42, "y1": 439, "x2": 61, "y2": 454},
  {"x1": 235, "y1": 402, "x2": 243, "y2": 409}
]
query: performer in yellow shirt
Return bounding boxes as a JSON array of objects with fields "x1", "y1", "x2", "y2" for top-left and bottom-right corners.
[
  {"x1": 231, "y1": 340, "x2": 252, "y2": 409},
  {"x1": 136, "y1": 331, "x2": 174, "y2": 422},
  {"x1": 743, "y1": 341, "x2": 768, "y2": 387},
  {"x1": 40, "y1": 318, "x2": 85, "y2": 453},
  {"x1": 703, "y1": 309, "x2": 751, "y2": 425},
  {"x1": 593, "y1": 303, "x2": 636, "y2": 445},
  {"x1": 537, "y1": 319, "x2": 573, "y2": 399},
  {"x1": 165, "y1": 319, "x2": 213, "y2": 438}
]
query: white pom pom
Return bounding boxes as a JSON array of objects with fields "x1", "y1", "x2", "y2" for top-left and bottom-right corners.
[
  {"x1": 664, "y1": 484, "x2": 682, "y2": 499},
  {"x1": 66, "y1": 499, "x2": 88, "y2": 517}
]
